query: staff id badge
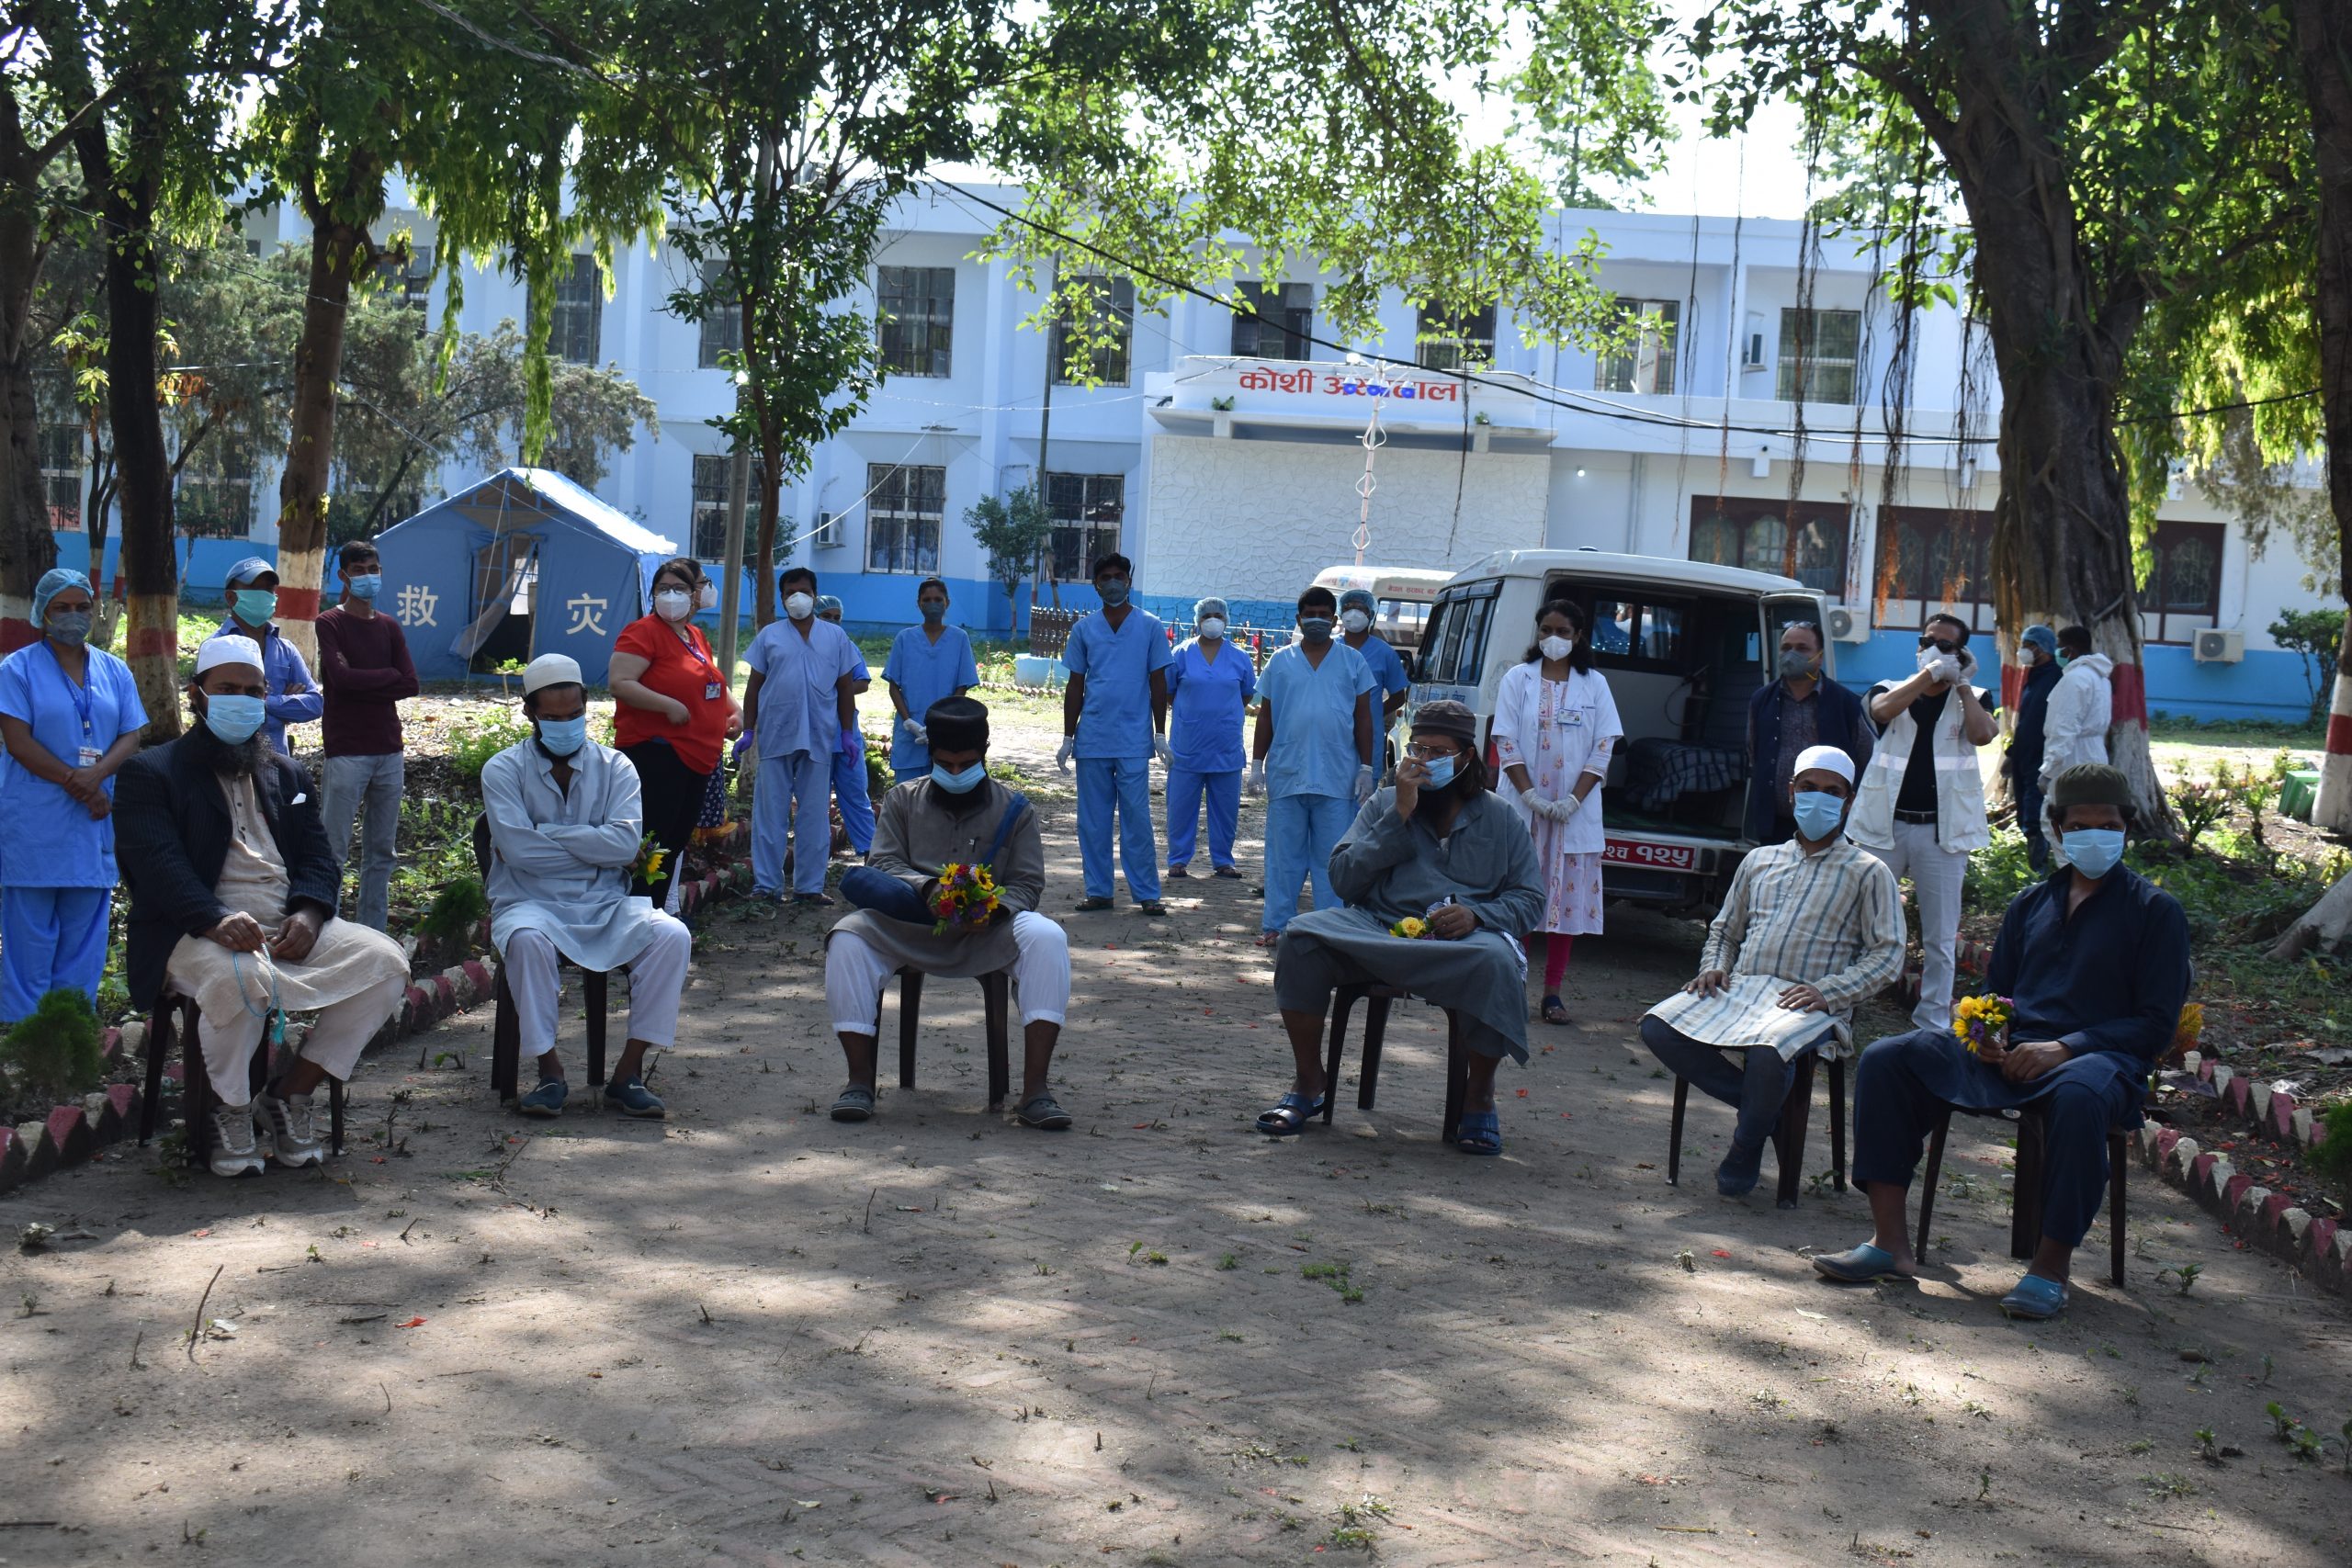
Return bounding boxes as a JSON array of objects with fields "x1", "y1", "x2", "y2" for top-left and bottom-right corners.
[
  {"x1": 705, "y1": 681, "x2": 725, "y2": 702},
  {"x1": 78, "y1": 745, "x2": 102, "y2": 767}
]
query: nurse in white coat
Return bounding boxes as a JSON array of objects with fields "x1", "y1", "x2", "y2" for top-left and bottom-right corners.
[{"x1": 1490, "y1": 599, "x2": 1623, "y2": 1024}]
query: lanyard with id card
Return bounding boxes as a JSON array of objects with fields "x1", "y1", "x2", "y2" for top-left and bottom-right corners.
[
  {"x1": 47, "y1": 642, "x2": 101, "y2": 765},
  {"x1": 676, "y1": 625, "x2": 724, "y2": 702}
]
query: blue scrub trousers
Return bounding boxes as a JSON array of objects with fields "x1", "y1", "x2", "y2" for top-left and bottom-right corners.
[
  {"x1": 1077, "y1": 755, "x2": 1159, "y2": 902},
  {"x1": 752, "y1": 750, "x2": 832, "y2": 896},
  {"x1": 1640, "y1": 1015, "x2": 1834, "y2": 1154},
  {"x1": 1, "y1": 886, "x2": 112, "y2": 1023},
  {"x1": 1165, "y1": 767, "x2": 1240, "y2": 870},
  {"x1": 832, "y1": 744, "x2": 875, "y2": 855},
  {"x1": 1261, "y1": 791, "x2": 1352, "y2": 934},
  {"x1": 2017, "y1": 778, "x2": 2049, "y2": 871}
]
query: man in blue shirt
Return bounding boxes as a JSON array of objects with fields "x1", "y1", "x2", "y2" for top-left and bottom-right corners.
[
  {"x1": 817, "y1": 595, "x2": 876, "y2": 857},
  {"x1": 1248, "y1": 585, "x2": 1375, "y2": 945},
  {"x1": 1057, "y1": 553, "x2": 1171, "y2": 915},
  {"x1": 1338, "y1": 588, "x2": 1408, "y2": 767},
  {"x1": 1814, "y1": 763, "x2": 2191, "y2": 1320},
  {"x1": 207, "y1": 557, "x2": 322, "y2": 754},
  {"x1": 883, "y1": 576, "x2": 979, "y2": 784},
  {"x1": 742, "y1": 567, "x2": 865, "y2": 905},
  {"x1": 1744, "y1": 620, "x2": 1871, "y2": 844}
]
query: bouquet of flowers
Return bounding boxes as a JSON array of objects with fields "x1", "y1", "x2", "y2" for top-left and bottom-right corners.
[
  {"x1": 628, "y1": 834, "x2": 669, "y2": 886},
  {"x1": 2172, "y1": 1002, "x2": 2205, "y2": 1059},
  {"x1": 1388, "y1": 915, "x2": 1433, "y2": 940},
  {"x1": 930, "y1": 862, "x2": 1001, "y2": 935},
  {"x1": 1951, "y1": 992, "x2": 2014, "y2": 1058}
]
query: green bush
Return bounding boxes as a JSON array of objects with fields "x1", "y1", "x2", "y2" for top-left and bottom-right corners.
[
  {"x1": 2313, "y1": 1102, "x2": 2352, "y2": 1186},
  {"x1": 1962, "y1": 826, "x2": 2041, "y2": 913},
  {"x1": 1, "y1": 988, "x2": 105, "y2": 1105},
  {"x1": 451, "y1": 715, "x2": 534, "y2": 781},
  {"x1": 418, "y1": 876, "x2": 490, "y2": 946}
]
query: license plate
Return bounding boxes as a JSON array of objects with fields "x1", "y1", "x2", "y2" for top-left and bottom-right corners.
[{"x1": 1603, "y1": 838, "x2": 1695, "y2": 871}]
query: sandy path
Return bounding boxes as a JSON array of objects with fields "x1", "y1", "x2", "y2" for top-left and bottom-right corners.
[{"x1": 6, "y1": 712, "x2": 2350, "y2": 1567}]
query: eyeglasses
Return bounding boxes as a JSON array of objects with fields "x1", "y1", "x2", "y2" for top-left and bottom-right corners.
[{"x1": 1403, "y1": 743, "x2": 1463, "y2": 761}]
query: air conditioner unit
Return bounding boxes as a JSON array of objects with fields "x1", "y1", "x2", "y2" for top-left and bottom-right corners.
[
  {"x1": 2193, "y1": 626, "x2": 2244, "y2": 664},
  {"x1": 811, "y1": 511, "x2": 843, "y2": 548},
  {"x1": 1826, "y1": 604, "x2": 1868, "y2": 644}
]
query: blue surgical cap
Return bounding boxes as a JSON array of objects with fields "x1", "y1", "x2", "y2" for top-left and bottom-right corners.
[
  {"x1": 33, "y1": 567, "x2": 91, "y2": 626},
  {"x1": 817, "y1": 594, "x2": 843, "y2": 615},
  {"x1": 2019, "y1": 624, "x2": 2058, "y2": 657},
  {"x1": 1194, "y1": 597, "x2": 1228, "y2": 623},
  {"x1": 1339, "y1": 587, "x2": 1375, "y2": 613}
]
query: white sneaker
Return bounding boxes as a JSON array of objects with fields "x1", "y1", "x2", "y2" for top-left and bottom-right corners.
[
  {"x1": 257, "y1": 1090, "x2": 324, "y2": 1168},
  {"x1": 207, "y1": 1102, "x2": 266, "y2": 1179}
]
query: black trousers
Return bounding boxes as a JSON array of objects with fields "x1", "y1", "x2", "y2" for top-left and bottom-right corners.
[{"x1": 622, "y1": 739, "x2": 709, "y2": 910}]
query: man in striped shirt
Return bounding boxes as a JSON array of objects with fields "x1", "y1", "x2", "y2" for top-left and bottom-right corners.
[{"x1": 1641, "y1": 745, "x2": 1905, "y2": 1197}]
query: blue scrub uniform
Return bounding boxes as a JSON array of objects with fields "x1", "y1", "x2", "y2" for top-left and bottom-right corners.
[
  {"x1": 746, "y1": 616, "x2": 863, "y2": 896},
  {"x1": 1164, "y1": 637, "x2": 1256, "y2": 870},
  {"x1": 1348, "y1": 632, "x2": 1410, "y2": 770},
  {"x1": 883, "y1": 624, "x2": 980, "y2": 780},
  {"x1": 1256, "y1": 641, "x2": 1373, "y2": 934},
  {"x1": 832, "y1": 643, "x2": 876, "y2": 854},
  {"x1": 0, "y1": 642, "x2": 147, "y2": 1021},
  {"x1": 1063, "y1": 606, "x2": 1171, "y2": 903}
]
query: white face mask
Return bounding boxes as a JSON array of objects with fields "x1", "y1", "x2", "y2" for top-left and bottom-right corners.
[
  {"x1": 698, "y1": 581, "x2": 718, "y2": 609},
  {"x1": 1540, "y1": 635, "x2": 1574, "y2": 662},
  {"x1": 1198, "y1": 616, "x2": 1226, "y2": 640},
  {"x1": 1340, "y1": 609, "x2": 1370, "y2": 634},
  {"x1": 785, "y1": 592, "x2": 815, "y2": 621},
  {"x1": 654, "y1": 589, "x2": 694, "y2": 623}
]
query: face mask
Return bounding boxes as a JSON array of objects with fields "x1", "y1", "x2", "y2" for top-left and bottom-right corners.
[
  {"x1": 202, "y1": 694, "x2": 266, "y2": 746},
  {"x1": 1540, "y1": 635, "x2": 1575, "y2": 663},
  {"x1": 1197, "y1": 616, "x2": 1226, "y2": 640},
  {"x1": 1299, "y1": 616, "x2": 1334, "y2": 644},
  {"x1": 232, "y1": 588, "x2": 278, "y2": 626},
  {"x1": 1420, "y1": 753, "x2": 1457, "y2": 790},
  {"x1": 1778, "y1": 649, "x2": 1816, "y2": 680},
  {"x1": 347, "y1": 573, "x2": 383, "y2": 603},
  {"x1": 46, "y1": 611, "x2": 92, "y2": 646},
  {"x1": 2062, "y1": 827, "x2": 2125, "y2": 878},
  {"x1": 2056, "y1": 652, "x2": 2075, "y2": 671},
  {"x1": 1792, "y1": 789, "x2": 1847, "y2": 842},
  {"x1": 1340, "y1": 609, "x2": 1371, "y2": 635},
  {"x1": 1096, "y1": 580, "x2": 1130, "y2": 607},
  {"x1": 698, "y1": 581, "x2": 718, "y2": 609},
  {"x1": 920, "y1": 602, "x2": 947, "y2": 624},
  {"x1": 785, "y1": 592, "x2": 815, "y2": 621},
  {"x1": 655, "y1": 589, "x2": 695, "y2": 623},
  {"x1": 932, "y1": 761, "x2": 986, "y2": 794},
  {"x1": 536, "y1": 715, "x2": 589, "y2": 757}
]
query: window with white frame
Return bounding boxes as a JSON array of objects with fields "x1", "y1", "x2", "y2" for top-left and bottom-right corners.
[
  {"x1": 40, "y1": 423, "x2": 83, "y2": 530},
  {"x1": 1775, "y1": 307, "x2": 1861, "y2": 404},
  {"x1": 1050, "y1": 273, "x2": 1136, "y2": 386},
  {"x1": 690, "y1": 451, "x2": 767, "y2": 560},
  {"x1": 876, "y1": 266, "x2": 955, "y2": 378},
  {"x1": 1596, "y1": 298, "x2": 1678, "y2": 394},
  {"x1": 696, "y1": 259, "x2": 742, "y2": 370},
  {"x1": 372, "y1": 243, "x2": 434, "y2": 327},
  {"x1": 865, "y1": 462, "x2": 944, "y2": 573},
  {"x1": 2139, "y1": 521, "x2": 2224, "y2": 645},
  {"x1": 1230, "y1": 281, "x2": 1314, "y2": 360},
  {"x1": 533, "y1": 253, "x2": 602, "y2": 366},
  {"x1": 1689, "y1": 496, "x2": 1849, "y2": 596},
  {"x1": 1044, "y1": 472, "x2": 1125, "y2": 582},
  {"x1": 1877, "y1": 505, "x2": 1995, "y2": 632},
  {"x1": 1416, "y1": 301, "x2": 1495, "y2": 372}
]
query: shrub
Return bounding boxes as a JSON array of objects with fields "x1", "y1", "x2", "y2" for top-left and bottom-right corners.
[
  {"x1": 1, "y1": 988, "x2": 105, "y2": 1105},
  {"x1": 417, "y1": 876, "x2": 490, "y2": 946},
  {"x1": 2314, "y1": 1102, "x2": 2352, "y2": 1186},
  {"x1": 451, "y1": 715, "x2": 534, "y2": 781}
]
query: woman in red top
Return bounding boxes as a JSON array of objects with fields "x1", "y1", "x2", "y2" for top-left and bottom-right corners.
[{"x1": 611, "y1": 557, "x2": 740, "y2": 908}]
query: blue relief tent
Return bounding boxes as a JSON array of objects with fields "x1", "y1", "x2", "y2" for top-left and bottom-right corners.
[{"x1": 373, "y1": 468, "x2": 676, "y2": 686}]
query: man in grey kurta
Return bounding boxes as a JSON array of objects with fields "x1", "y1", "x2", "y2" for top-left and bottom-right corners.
[
  {"x1": 823, "y1": 696, "x2": 1072, "y2": 1128},
  {"x1": 1255, "y1": 700, "x2": 1544, "y2": 1155},
  {"x1": 481, "y1": 653, "x2": 694, "y2": 1120}
]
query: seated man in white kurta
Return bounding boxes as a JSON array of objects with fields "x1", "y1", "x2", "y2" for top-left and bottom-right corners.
[
  {"x1": 481, "y1": 653, "x2": 693, "y2": 1121},
  {"x1": 114, "y1": 637, "x2": 411, "y2": 1179}
]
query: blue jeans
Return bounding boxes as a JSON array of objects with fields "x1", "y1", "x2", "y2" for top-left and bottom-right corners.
[
  {"x1": 752, "y1": 750, "x2": 831, "y2": 895},
  {"x1": 1262, "y1": 791, "x2": 1352, "y2": 934},
  {"x1": 1077, "y1": 755, "x2": 1159, "y2": 902},
  {"x1": 1640, "y1": 1014, "x2": 1833, "y2": 1154},
  {"x1": 832, "y1": 743, "x2": 874, "y2": 854},
  {"x1": 322, "y1": 751, "x2": 404, "y2": 931},
  {"x1": 0, "y1": 886, "x2": 111, "y2": 1023},
  {"x1": 1165, "y1": 767, "x2": 1240, "y2": 869}
]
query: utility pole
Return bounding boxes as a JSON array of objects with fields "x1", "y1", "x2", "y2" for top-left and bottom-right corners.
[
  {"x1": 1035, "y1": 254, "x2": 1057, "y2": 613},
  {"x1": 716, "y1": 130, "x2": 777, "y2": 682}
]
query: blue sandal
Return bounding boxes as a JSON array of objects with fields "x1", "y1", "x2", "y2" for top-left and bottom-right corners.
[
  {"x1": 1812, "y1": 1243, "x2": 1908, "y2": 1283},
  {"x1": 1254, "y1": 1090, "x2": 1328, "y2": 1135},
  {"x1": 1998, "y1": 1272, "x2": 2069, "y2": 1320},
  {"x1": 1455, "y1": 1110, "x2": 1503, "y2": 1156}
]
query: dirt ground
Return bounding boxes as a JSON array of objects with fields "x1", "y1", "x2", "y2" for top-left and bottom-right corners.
[{"x1": 6, "y1": 713, "x2": 2351, "y2": 1568}]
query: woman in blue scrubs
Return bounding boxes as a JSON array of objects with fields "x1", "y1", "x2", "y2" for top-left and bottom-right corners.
[
  {"x1": 1164, "y1": 596, "x2": 1256, "y2": 878},
  {"x1": 0, "y1": 569, "x2": 148, "y2": 1022}
]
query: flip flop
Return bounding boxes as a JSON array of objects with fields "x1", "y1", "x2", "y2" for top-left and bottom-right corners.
[
  {"x1": 1998, "y1": 1272, "x2": 2069, "y2": 1320},
  {"x1": 1541, "y1": 995, "x2": 1569, "y2": 1025},
  {"x1": 1014, "y1": 1093, "x2": 1073, "y2": 1130},
  {"x1": 1136, "y1": 900, "x2": 1168, "y2": 917},
  {"x1": 1254, "y1": 1090, "x2": 1328, "y2": 1134},
  {"x1": 1454, "y1": 1110, "x2": 1503, "y2": 1156},
  {"x1": 829, "y1": 1084, "x2": 876, "y2": 1122},
  {"x1": 1811, "y1": 1243, "x2": 1909, "y2": 1283},
  {"x1": 1253, "y1": 931, "x2": 1281, "y2": 948},
  {"x1": 1166, "y1": 864, "x2": 1191, "y2": 879},
  {"x1": 1074, "y1": 897, "x2": 1114, "y2": 912},
  {"x1": 1213, "y1": 865, "x2": 1243, "y2": 879}
]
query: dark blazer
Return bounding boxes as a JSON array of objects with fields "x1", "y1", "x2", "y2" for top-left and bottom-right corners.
[
  {"x1": 112, "y1": 732, "x2": 341, "y2": 1011},
  {"x1": 1743, "y1": 674, "x2": 1872, "y2": 841}
]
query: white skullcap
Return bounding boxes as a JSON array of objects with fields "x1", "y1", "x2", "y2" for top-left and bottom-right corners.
[
  {"x1": 522, "y1": 652, "x2": 583, "y2": 694},
  {"x1": 1792, "y1": 744, "x2": 1856, "y2": 786},
  {"x1": 195, "y1": 637, "x2": 265, "y2": 677}
]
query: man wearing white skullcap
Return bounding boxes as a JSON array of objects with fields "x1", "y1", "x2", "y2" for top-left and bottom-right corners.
[
  {"x1": 113, "y1": 634, "x2": 410, "y2": 1178},
  {"x1": 1636, "y1": 742, "x2": 1904, "y2": 1200},
  {"x1": 479, "y1": 651, "x2": 692, "y2": 1119}
]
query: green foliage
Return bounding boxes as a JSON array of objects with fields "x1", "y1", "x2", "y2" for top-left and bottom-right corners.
[
  {"x1": 966, "y1": 486, "x2": 1054, "y2": 622},
  {"x1": 1, "y1": 989, "x2": 105, "y2": 1107},
  {"x1": 452, "y1": 716, "x2": 535, "y2": 783},
  {"x1": 1962, "y1": 827, "x2": 2040, "y2": 915},
  {"x1": 417, "y1": 877, "x2": 490, "y2": 947},
  {"x1": 2267, "y1": 609, "x2": 2347, "y2": 727},
  {"x1": 2314, "y1": 1102, "x2": 2352, "y2": 1186}
]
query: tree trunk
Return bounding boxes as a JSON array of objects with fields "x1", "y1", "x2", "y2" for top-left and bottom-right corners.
[
  {"x1": 0, "y1": 140, "x2": 59, "y2": 654},
  {"x1": 752, "y1": 435, "x2": 780, "y2": 628},
  {"x1": 272, "y1": 208, "x2": 373, "y2": 664},
  {"x1": 2297, "y1": 0, "x2": 2352, "y2": 835}
]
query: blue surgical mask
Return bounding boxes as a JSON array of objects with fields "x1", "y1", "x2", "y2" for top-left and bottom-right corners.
[
  {"x1": 202, "y1": 694, "x2": 267, "y2": 746},
  {"x1": 232, "y1": 588, "x2": 277, "y2": 626},
  {"x1": 920, "y1": 602, "x2": 947, "y2": 624},
  {"x1": 1792, "y1": 790, "x2": 1847, "y2": 842},
  {"x1": 46, "y1": 611, "x2": 92, "y2": 646},
  {"x1": 536, "y1": 716, "x2": 589, "y2": 757},
  {"x1": 1096, "y1": 580, "x2": 1130, "y2": 607},
  {"x1": 347, "y1": 573, "x2": 383, "y2": 603},
  {"x1": 1420, "y1": 753, "x2": 1457, "y2": 790},
  {"x1": 932, "y1": 761, "x2": 986, "y2": 794},
  {"x1": 2056, "y1": 652, "x2": 2075, "y2": 671},
  {"x1": 2062, "y1": 827, "x2": 2125, "y2": 879}
]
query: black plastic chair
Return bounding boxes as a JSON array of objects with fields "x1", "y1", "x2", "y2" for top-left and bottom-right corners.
[
  {"x1": 1319, "y1": 982, "x2": 1471, "y2": 1143},
  {"x1": 1666, "y1": 1050, "x2": 1847, "y2": 1209},
  {"x1": 887, "y1": 967, "x2": 1014, "y2": 1111},
  {"x1": 473, "y1": 816, "x2": 608, "y2": 1102},
  {"x1": 1917, "y1": 1104, "x2": 2129, "y2": 1287},
  {"x1": 138, "y1": 993, "x2": 346, "y2": 1167}
]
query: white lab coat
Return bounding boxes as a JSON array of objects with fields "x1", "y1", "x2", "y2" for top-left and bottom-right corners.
[{"x1": 2039, "y1": 653, "x2": 2114, "y2": 790}]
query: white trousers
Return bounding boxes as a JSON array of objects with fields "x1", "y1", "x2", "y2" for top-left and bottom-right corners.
[
  {"x1": 824, "y1": 910, "x2": 1069, "y2": 1036},
  {"x1": 195, "y1": 971, "x2": 408, "y2": 1107},
  {"x1": 1863, "y1": 818, "x2": 1968, "y2": 1032},
  {"x1": 503, "y1": 915, "x2": 693, "y2": 1059}
]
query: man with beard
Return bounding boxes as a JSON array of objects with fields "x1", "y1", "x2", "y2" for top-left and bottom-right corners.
[
  {"x1": 822, "y1": 696, "x2": 1070, "y2": 1128},
  {"x1": 481, "y1": 654, "x2": 694, "y2": 1120},
  {"x1": 1251, "y1": 700, "x2": 1544, "y2": 1156},
  {"x1": 114, "y1": 638, "x2": 410, "y2": 1179}
]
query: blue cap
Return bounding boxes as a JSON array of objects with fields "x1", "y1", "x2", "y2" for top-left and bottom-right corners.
[
  {"x1": 2019, "y1": 624, "x2": 2057, "y2": 656},
  {"x1": 225, "y1": 556, "x2": 277, "y2": 586},
  {"x1": 1339, "y1": 587, "x2": 1376, "y2": 613},
  {"x1": 817, "y1": 594, "x2": 843, "y2": 615},
  {"x1": 32, "y1": 567, "x2": 91, "y2": 625}
]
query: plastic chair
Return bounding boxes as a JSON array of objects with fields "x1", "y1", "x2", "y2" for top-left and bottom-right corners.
[
  {"x1": 886, "y1": 967, "x2": 1014, "y2": 1111},
  {"x1": 137, "y1": 993, "x2": 346, "y2": 1167},
  {"x1": 1665, "y1": 1051, "x2": 1847, "y2": 1209},
  {"x1": 1319, "y1": 982, "x2": 1471, "y2": 1143},
  {"x1": 1917, "y1": 1104, "x2": 2129, "y2": 1287}
]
